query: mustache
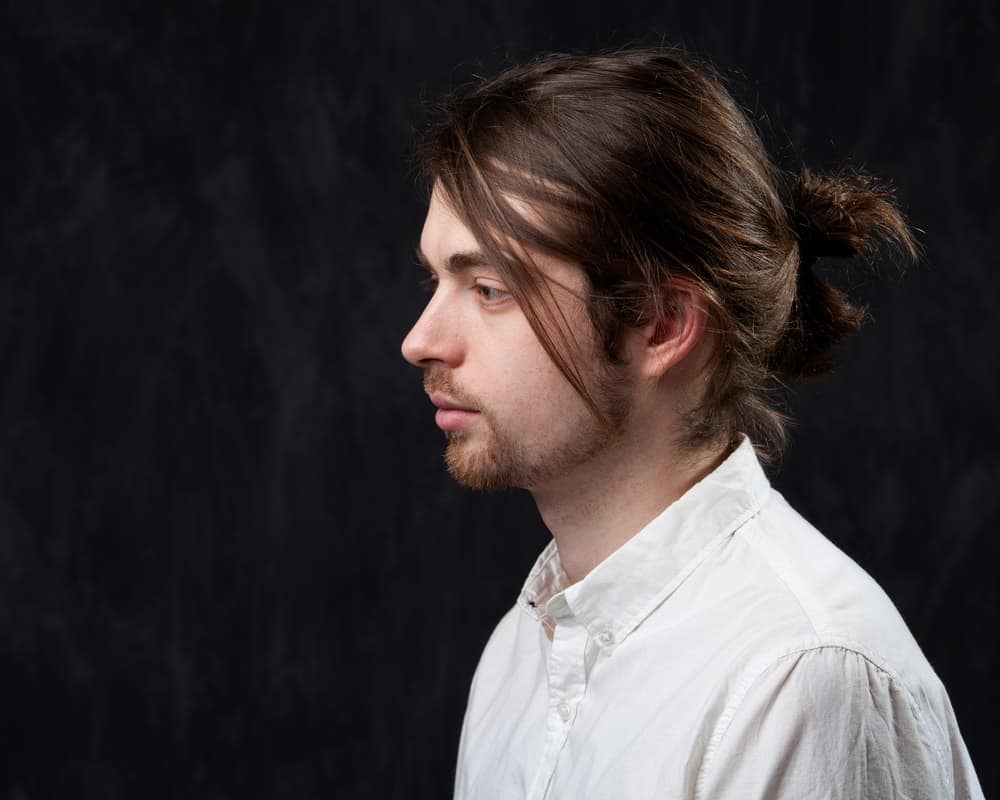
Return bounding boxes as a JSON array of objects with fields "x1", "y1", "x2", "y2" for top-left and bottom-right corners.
[{"x1": 423, "y1": 370, "x2": 483, "y2": 411}]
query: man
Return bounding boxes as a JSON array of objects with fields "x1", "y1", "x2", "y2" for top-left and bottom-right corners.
[{"x1": 401, "y1": 47, "x2": 983, "y2": 799}]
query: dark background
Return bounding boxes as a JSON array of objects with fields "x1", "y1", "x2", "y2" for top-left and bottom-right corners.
[{"x1": 1, "y1": 0, "x2": 997, "y2": 797}]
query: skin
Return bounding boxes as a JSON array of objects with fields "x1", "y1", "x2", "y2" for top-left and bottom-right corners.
[{"x1": 401, "y1": 182, "x2": 732, "y2": 589}]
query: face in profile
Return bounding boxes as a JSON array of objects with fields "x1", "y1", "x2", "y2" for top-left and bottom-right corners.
[{"x1": 401, "y1": 183, "x2": 633, "y2": 492}]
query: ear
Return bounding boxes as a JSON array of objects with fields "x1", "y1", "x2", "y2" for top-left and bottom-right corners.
[{"x1": 627, "y1": 280, "x2": 711, "y2": 380}]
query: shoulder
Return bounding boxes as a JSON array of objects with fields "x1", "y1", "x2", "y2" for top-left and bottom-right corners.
[
  {"x1": 731, "y1": 487, "x2": 938, "y2": 685},
  {"x1": 687, "y1": 489, "x2": 983, "y2": 798},
  {"x1": 673, "y1": 484, "x2": 931, "y2": 691},
  {"x1": 696, "y1": 645, "x2": 972, "y2": 799}
]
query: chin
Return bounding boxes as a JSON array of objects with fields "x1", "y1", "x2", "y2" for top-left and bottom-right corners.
[{"x1": 444, "y1": 437, "x2": 527, "y2": 492}]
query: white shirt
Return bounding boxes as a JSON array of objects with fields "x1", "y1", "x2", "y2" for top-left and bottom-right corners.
[{"x1": 453, "y1": 436, "x2": 984, "y2": 799}]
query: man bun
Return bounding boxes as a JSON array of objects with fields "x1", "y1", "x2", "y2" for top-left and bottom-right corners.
[{"x1": 768, "y1": 169, "x2": 921, "y2": 380}]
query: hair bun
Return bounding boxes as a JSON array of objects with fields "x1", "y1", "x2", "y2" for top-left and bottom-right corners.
[
  {"x1": 769, "y1": 169, "x2": 920, "y2": 380},
  {"x1": 789, "y1": 169, "x2": 916, "y2": 267}
]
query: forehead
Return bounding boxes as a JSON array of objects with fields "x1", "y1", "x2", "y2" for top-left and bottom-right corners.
[
  {"x1": 419, "y1": 181, "x2": 587, "y2": 291},
  {"x1": 418, "y1": 183, "x2": 481, "y2": 261}
]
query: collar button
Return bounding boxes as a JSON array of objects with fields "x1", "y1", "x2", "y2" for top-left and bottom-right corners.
[{"x1": 597, "y1": 628, "x2": 615, "y2": 647}]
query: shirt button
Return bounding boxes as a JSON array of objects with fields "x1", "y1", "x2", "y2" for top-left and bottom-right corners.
[
  {"x1": 557, "y1": 702, "x2": 572, "y2": 722},
  {"x1": 597, "y1": 628, "x2": 615, "y2": 647}
]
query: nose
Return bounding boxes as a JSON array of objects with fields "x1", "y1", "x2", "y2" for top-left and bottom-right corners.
[{"x1": 401, "y1": 295, "x2": 464, "y2": 368}]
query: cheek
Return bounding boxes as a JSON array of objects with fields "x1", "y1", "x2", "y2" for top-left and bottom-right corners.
[
  {"x1": 478, "y1": 292, "x2": 603, "y2": 429},
  {"x1": 490, "y1": 339, "x2": 595, "y2": 428}
]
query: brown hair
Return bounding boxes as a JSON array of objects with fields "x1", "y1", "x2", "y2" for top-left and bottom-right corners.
[{"x1": 411, "y1": 47, "x2": 918, "y2": 462}]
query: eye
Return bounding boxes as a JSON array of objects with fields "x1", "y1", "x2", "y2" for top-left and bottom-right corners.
[{"x1": 474, "y1": 283, "x2": 511, "y2": 306}]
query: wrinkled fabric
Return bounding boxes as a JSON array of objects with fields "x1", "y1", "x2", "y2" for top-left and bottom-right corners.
[{"x1": 454, "y1": 436, "x2": 983, "y2": 800}]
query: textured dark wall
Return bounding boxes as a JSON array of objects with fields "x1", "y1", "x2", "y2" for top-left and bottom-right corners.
[{"x1": 1, "y1": 1, "x2": 997, "y2": 797}]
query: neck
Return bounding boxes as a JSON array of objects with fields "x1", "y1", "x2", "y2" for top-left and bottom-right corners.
[{"x1": 530, "y1": 428, "x2": 732, "y2": 586}]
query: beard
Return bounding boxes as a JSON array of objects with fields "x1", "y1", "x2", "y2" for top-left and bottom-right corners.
[{"x1": 423, "y1": 363, "x2": 633, "y2": 492}]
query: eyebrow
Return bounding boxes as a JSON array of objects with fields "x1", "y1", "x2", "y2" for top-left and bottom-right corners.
[{"x1": 414, "y1": 245, "x2": 492, "y2": 275}]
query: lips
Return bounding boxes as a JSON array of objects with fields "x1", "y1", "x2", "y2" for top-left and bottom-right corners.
[
  {"x1": 429, "y1": 393, "x2": 477, "y2": 412},
  {"x1": 429, "y1": 392, "x2": 480, "y2": 432}
]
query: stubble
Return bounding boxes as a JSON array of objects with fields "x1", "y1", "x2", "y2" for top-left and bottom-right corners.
[{"x1": 423, "y1": 363, "x2": 632, "y2": 492}]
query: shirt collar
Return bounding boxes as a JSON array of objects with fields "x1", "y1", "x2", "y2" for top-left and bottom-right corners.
[{"x1": 516, "y1": 434, "x2": 771, "y2": 649}]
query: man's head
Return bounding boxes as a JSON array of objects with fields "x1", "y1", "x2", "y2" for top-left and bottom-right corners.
[
  {"x1": 402, "y1": 178, "x2": 713, "y2": 492},
  {"x1": 403, "y1": 47, "x2": 916, "y2": 485}
]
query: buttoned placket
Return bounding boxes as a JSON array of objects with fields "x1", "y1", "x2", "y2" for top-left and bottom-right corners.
[{"x1": 526, "y1": 597, "x2": 592, "y2": 800}]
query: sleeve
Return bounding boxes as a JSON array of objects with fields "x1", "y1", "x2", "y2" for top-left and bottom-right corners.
[{"x1": 695, "y1": 646, "x2": 981, "y2": 800}]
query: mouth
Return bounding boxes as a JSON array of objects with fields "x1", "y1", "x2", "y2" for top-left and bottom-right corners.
[
  {"x1": 429, "y1": 392, "x2": 481, "y2": 432},
  {"x1": 429, "y1": 393, "x2": 477, "y2": 412}
]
